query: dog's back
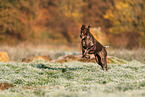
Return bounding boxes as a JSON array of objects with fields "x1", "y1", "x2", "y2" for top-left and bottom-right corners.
[{"x1": 85, "y1": 30, "x2": 104, "y2": 53}]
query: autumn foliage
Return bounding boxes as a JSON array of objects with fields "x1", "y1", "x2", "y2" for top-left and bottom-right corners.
[
  {"x1": 0, "y1": 0, "x2": 144, "y2": 48},
  {"x1": 104, "y1": 0, "x2": 145, "y2": 48}
]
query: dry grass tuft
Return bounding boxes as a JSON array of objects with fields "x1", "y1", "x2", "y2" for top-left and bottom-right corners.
[
  {"x1": 0, "y1": 52, "x2": 9, "y2": 62},
  {"x1": 0, "y1": 83, "x2": 14, "y2": 90},
  {"x1": 53, "y1": 55, "x2": 126, "y2": 64},
  {"x1": 22, "y1": 55, "x2": 52, "y2": 63}
]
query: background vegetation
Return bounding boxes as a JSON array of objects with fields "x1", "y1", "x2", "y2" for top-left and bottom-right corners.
[
  {"x1": 0, "y1": 0, "x2": 145, "y2": 49},
  {"x1": 0, "y1": 1, "x2": 145, "y2": 96}
]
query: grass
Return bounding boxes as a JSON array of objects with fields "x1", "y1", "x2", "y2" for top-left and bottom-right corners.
[
  {"x1": 108, "y1": 47, "x2": 145, "y2": 63},
  {"x1": 0, "y1": 44, "x2": 80, "y2": 61},
  {"x1": 0, "y1": 58, "x2": 145, "y2": 97},
  {"x1": 0, "y1": 45, "x2": 145, "y2": 97}
]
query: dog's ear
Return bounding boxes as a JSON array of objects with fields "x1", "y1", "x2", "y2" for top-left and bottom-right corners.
[
  {"x1": 88, "y1": 24, "x2": 91, "y2": 30},
  {"x1": 81, "y1": 24, "x2": 85, "y2": 30}
]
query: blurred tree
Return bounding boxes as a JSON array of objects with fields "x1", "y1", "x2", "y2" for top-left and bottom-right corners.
[
  {"x1": 47, "y1": 0, "x2": 84, "y2": 42},
  {"x1": 104, "y1": 0, "x2": 145, "y2": 48},
  {"x1": 1, "y1": 0, "x2": 144, "y2": 48},
  {"x1": 0, "y1": 0, "x2": 40, "y2": 43},
  {"x1": 82, "y1": 0, "x2": 114, "y2": 32}
]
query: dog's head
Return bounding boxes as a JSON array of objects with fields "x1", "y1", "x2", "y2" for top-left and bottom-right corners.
[{"x1": 80, "y1": 24, "x2": 91, "y2": 40}]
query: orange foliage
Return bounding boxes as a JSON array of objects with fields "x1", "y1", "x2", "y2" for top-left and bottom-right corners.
[{"x1": 0, "y1": 0, "x2": 144, "y2": 48}]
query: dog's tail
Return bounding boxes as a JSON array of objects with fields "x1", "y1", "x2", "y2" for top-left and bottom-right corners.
[{"x1": 104, "y1": 46, "x2": 109, "y2": 48}]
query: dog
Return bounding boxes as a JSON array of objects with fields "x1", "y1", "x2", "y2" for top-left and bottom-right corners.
[{"x1": 80, "y1": 24, "x2": 108, "y2": 71}]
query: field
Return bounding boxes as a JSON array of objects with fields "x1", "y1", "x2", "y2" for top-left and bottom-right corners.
[{"x1": 0, "y1": 45, "x2": 145, "y2": 97}]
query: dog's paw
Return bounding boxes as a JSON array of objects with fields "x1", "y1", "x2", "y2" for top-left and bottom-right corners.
[
  {"x1": 82, "y1": 56, "x2": 85, "y2": 58},
  {"x1": 85, "y1": 56, "x2": 90, "y2": 59}
]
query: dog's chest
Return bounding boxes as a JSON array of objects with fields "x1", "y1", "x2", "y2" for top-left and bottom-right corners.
[
  {"x1": 82, "y1": 36, "x2": 94, "y2": 47},
  {"x1": 86, "y1": 36, "x2": 94, "y2": 46}
]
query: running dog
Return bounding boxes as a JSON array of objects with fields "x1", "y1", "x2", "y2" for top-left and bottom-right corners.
[{"x1": 80, "y1": 24, "x2": 108, "y2": 71}]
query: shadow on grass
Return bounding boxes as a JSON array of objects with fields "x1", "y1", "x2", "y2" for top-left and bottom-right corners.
[{"x1": 37, "y1": 63, "x2": 83, "y2": 73}]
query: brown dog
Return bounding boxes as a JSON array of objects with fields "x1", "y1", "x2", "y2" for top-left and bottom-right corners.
[{"x1": 80, "y1": 24, "x2": 108, "y2": 71}]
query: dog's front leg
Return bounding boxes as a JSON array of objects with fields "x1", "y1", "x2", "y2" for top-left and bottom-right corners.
[
  {"x1": 82, "y1": 48, "x2": 89, "y2": 58},
  {"x1": 83, "y1": 48, "x2": 93, "y2": 58},
  {"x1": 82, "y1": 48, "x2": 86, "y2": 58},
  {"x1": 83, "y1": 48, "x2": 88, "y2": 56}
]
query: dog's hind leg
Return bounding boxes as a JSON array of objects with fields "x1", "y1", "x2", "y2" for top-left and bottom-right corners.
[
  {"x1": 98, "y1": 48, "x2": 108, "y2": 71},
  {"x1": 95, "y1": 54, "x2": 103, "y2": 69}
]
